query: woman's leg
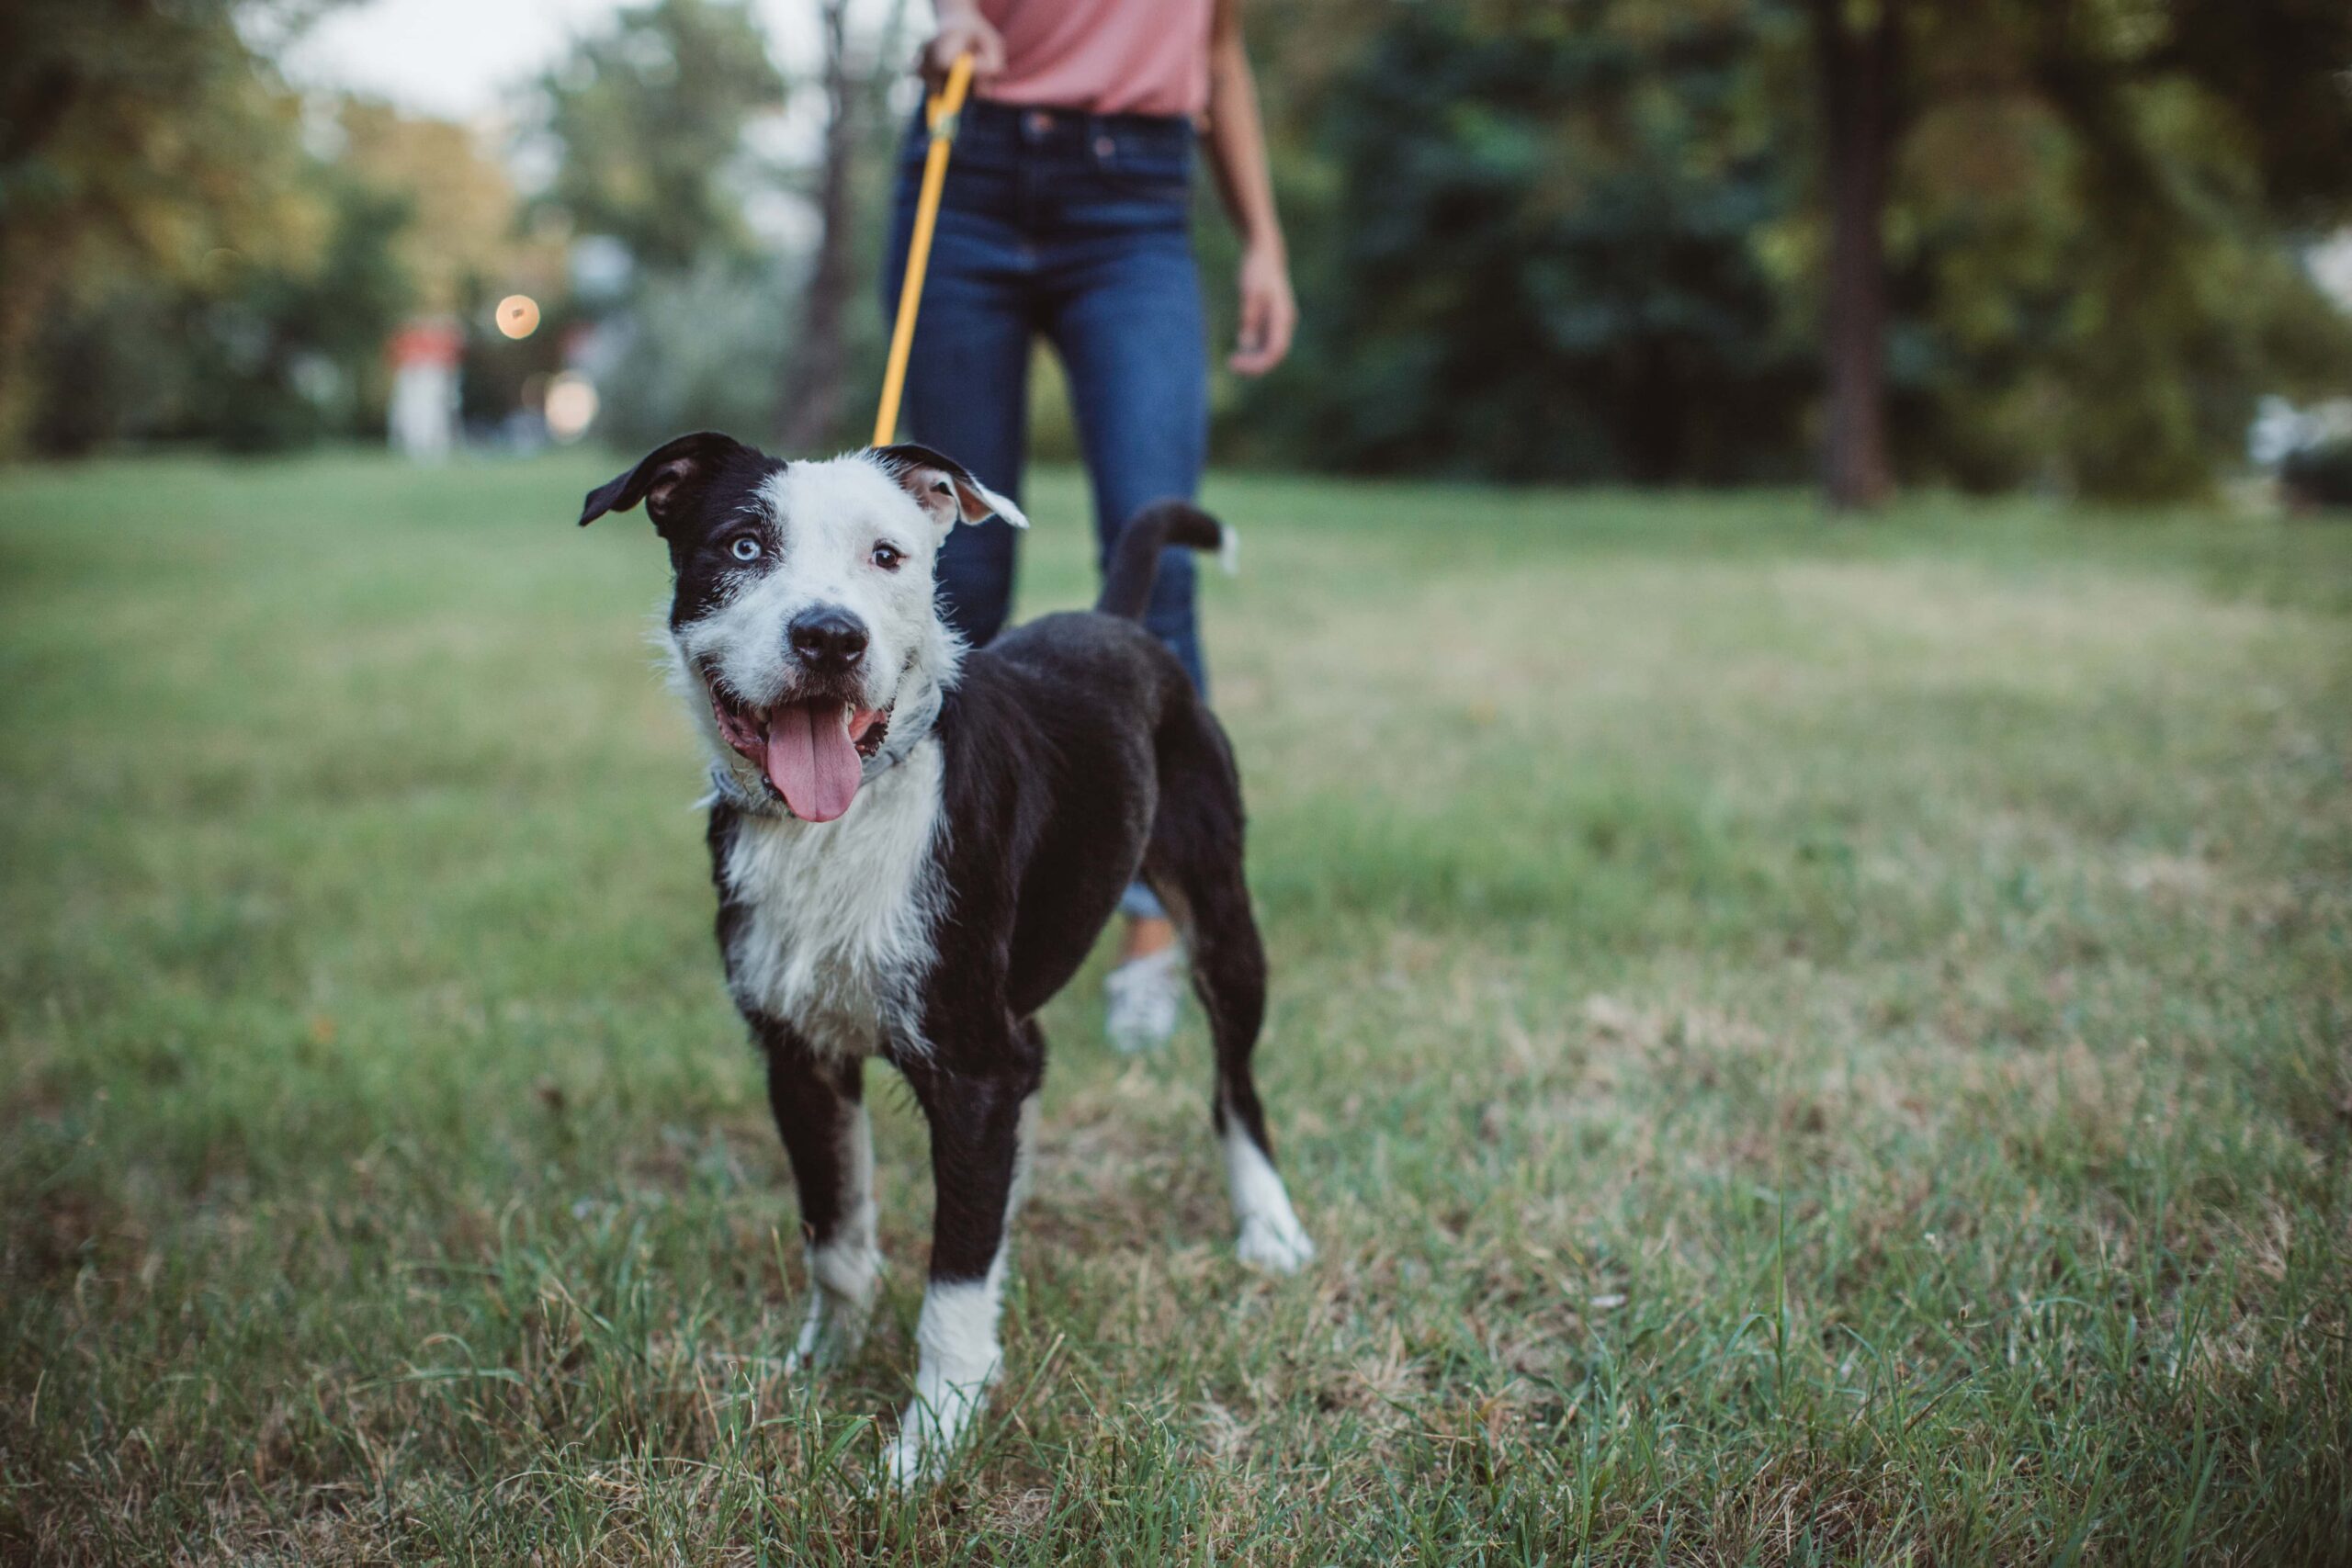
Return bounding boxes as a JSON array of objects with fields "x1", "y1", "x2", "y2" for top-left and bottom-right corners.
[
  {"x1": 881, "y1": 156, "x2": 1035, "y2": 649},
  {"x1": 1045, "y1": 215, "x2": 1211, "y2": 996},
  {"x1": 1046, "y1": 231, "x2": 1212, "y2": 692}
]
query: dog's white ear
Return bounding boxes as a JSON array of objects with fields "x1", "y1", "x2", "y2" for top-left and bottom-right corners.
[{"x1": 868, "y1": 443, "x2": 1028, "y2": 532}]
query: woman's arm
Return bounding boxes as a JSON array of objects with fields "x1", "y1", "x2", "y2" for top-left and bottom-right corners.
[{"x1": 1204, "y1": 0, "x2": 1295, "y2": 377}]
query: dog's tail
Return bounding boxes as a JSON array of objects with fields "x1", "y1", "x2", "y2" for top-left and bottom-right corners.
[{"x1": 1095, "y1": 501, "x2": 1238, "y2": 620}]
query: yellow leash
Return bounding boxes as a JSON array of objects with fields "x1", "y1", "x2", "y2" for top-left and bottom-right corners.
[{"x1": 873, "y1": 53, "x2": 976, "y2": 447}]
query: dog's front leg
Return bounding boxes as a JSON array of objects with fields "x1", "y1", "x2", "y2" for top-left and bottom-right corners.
[
  {"x1": 758, "y1": 1025, "x2": 879, "y2": 1373},
  {"x1": 884, "y1": 1046, "x2": 1040, "y2": 1485}
]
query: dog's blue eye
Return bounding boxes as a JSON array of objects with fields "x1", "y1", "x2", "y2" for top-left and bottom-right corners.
[{"x1": 729, "y1": 536, "x2": 762, "y2": 562}]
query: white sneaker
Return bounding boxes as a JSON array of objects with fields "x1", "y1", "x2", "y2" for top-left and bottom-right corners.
[{"x1": 1103, "y1": 946, "x2": 1184, "y2": 1055}]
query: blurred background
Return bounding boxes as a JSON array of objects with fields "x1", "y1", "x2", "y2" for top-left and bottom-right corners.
[
  {"x1": 9, "y1": 9, "x2": 2352, "y2": 1551},
  {"x1": 5, "y1": 0, "x2": 2351, "y2": 510}
]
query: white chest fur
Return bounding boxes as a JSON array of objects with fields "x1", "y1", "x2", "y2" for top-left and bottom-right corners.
[{"x1": 719, "y1": 738, "x2": 945, "y2": 1060}]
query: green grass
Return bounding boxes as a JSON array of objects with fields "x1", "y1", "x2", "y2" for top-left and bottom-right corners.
[{"x1": 3, "y1": 451, "x2": 2348, "y2": 1564}]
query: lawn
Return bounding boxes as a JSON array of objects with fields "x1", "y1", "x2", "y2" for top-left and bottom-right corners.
[{"x1": 2, "y1": 451, "x2": 2347, "y2": 1564}]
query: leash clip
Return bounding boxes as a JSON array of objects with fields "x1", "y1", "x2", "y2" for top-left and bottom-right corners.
[{"x1": 923, "y1": 51, "x2": 973, "y2": 143}]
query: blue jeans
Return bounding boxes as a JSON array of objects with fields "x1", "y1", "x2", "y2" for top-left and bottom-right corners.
[
  {"x1": 884, "y1": 102, "x2": 1211, "y2": 922},
  {"x1": 882, "y1": 100, "x2": 1210, "y2": 693}
]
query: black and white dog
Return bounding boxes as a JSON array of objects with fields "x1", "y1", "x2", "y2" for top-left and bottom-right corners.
[{"x1": 578, "y1": 433, "x2": 1313, "y2": 1483}]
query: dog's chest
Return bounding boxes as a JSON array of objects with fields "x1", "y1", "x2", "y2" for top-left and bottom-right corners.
[{"x1": 719, "y1": 741, "x2": 944, "y2": 1058}]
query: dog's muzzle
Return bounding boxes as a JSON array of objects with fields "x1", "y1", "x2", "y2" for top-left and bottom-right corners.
[{"x1": 704, "y1": 665, "x2": 889, "y2": 824}]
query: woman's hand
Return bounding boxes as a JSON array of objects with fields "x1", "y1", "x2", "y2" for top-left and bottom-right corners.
[
  {"x1": 1230, "y1": 243, "x2": 1296, "y2": 377},
  {"x1": 920, "y1": 1, "x2": 1006, "y2": 86}
]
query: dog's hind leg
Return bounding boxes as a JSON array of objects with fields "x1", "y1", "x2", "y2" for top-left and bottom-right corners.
[
  {"x1": 759, "y1": 1025, "x2": 880, "y2": 1373},
  {"x1": 885, "y1": 1041, "x2": 1042, "y2": 1485},
  {"x1": 1148, "y1": 721, "x2": 1316, "y2": 1276},
  {"x1": 1191, "y1": 881, "x2": 1315, "y2": 1274}
]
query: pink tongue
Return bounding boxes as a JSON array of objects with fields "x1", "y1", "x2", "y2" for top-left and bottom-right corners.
[{"x1": 763, "y1": 701, "x2": 864, "y2": 822}]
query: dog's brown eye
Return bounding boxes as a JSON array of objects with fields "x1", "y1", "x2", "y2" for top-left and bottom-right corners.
[
  {"x1": 729, "y1": 535, "x2": 762, "y2": 562},
  {"x1": 870, "y1": 543, "x2": 902, "y2": 570}
]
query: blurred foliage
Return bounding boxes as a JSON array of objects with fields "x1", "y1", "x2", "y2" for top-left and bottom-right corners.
[
  {"x1": 1877, "y1": 0, "x2": 2352, "y2": 499},
  {"x1": 4, "y1": 0, "x2": 797, "y2": 458},
  {"x1": 594, "y1": 257, "x2": 797, "y2": 450},
  {"x1": 338, "y1": 100, "x2": 561, "y2": 317},
  {"x1": 535, "y1": 0, "x2": 786, "y2": 276},
  {"x1": 0, "y1": 0, "x2": 333, "y2": 455},
  {"x1": 4, "y1": 2, "x2": 577, "y2": 457},
  {"x1": 531, "y1": 0, "x2": 829, "y2": 447},
  {"x1": 187, "y1": 174, "x2": 409, "y2": 452},
  {"x1": 4, "y1": 0, "x2": 2347, "y2": 500},
  {"x1": 32, "y1": 171, "x2": 413, "y2": 455},
  {"x1": 1234, "y1": 0, "x2": 2352, "y2": 500},
  {"x1": 1231, "y1": 1, "x2": 1813, "y2": 483}
]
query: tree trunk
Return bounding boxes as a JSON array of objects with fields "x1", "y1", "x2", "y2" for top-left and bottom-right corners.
[
  {"x1": 778, "y1": 0, "x2": 856, "y2": 450},
  {"x1": 0, "y1": 231, "x2": 74, "y2": 459},
  {"x1": 1810, "y1": 0, "x2": 1899, "y2": 512}
]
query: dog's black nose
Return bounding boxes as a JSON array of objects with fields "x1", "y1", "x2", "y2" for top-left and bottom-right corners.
[{"x1": 788, "y1": 605, "x2": 868, "y2": 673}]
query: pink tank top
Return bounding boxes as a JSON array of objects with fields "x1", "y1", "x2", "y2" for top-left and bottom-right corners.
[{"x1": 977, "y1": 0, "x2": 1215, "y2": 119}]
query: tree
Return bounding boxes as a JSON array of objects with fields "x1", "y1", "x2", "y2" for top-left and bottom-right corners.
[
  {"x1": 1250, "y1": 2, "x2": 1811, "y2": 485},
  {"x1": 1241, "y1": 0, "x2": 2352, "y2": 501},
  {"x1": 336, "y1": 100, "x2": 560, "y2": 316},
  {"x1": 179, "y1": 171, "x2": 418, "y2": 451},
  {"x1": 0, "y1": 0, "x2": 330, "y2": 457},
  {"x1": 1808, "y1": 0, "x2": 1900, "y2": 510},
  {"x1": 26, "y1": 107, "x2": 435, "y2": 457},
  {"x1": 776, "y1": 0, "x2": 861, "y2": 450},
  {"x1": 1880, "y1": 0, "x2": 2352, "y2": 500},
  {"x1": 537, "y1": 0, "x2": 788, "y2": 277},
  {"x1": 773, "y1": 0, "x2": 917, "y2": 450}
]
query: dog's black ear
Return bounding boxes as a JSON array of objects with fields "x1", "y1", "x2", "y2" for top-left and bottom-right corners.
[
  {"x1": 580, "y1": 432, "x2": 759, "y2": 534},
  {"x1": 867, "y1": 443, "x2": 1028, "y2": 532}
]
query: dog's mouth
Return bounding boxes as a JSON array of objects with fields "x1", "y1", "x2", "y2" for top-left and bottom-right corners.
[{"x1": 706, "y1": 673, "x2": 889, "y2": 823}]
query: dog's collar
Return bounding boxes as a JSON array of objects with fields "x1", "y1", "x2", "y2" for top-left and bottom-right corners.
[{"x1": 702, "y1": 761, "x2": 791, "y2": 819}]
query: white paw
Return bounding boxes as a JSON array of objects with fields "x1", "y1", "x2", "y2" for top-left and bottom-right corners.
[
  {"x1": 780, "y1": 1316, "x2": 865, "y2": 1363},
  {"x1": 782, "y1": 1287, "x2": 874, "y2": 1375},
  {"x1": 880, "y1": 1381, "x2": 989, "y2": 1489},
  {"x1": 1236, "y1": 1213, "x2": 1316, "y2": 1274},
  {"x1": 881, "y1": 1432, "x2": 937, "y2": 1490}
]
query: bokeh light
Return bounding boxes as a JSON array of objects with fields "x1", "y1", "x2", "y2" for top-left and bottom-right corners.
[
  {"x1": 544, "y1": 372, "x2": 599, "y2": 443},
  {"x1": 494, "y1": 294, "x2": 540, "y2": 339}
]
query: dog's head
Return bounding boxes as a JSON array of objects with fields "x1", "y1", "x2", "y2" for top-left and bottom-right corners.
[{"x1": 580, "y1": 432, "x2": 1023, "y2": 822}]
